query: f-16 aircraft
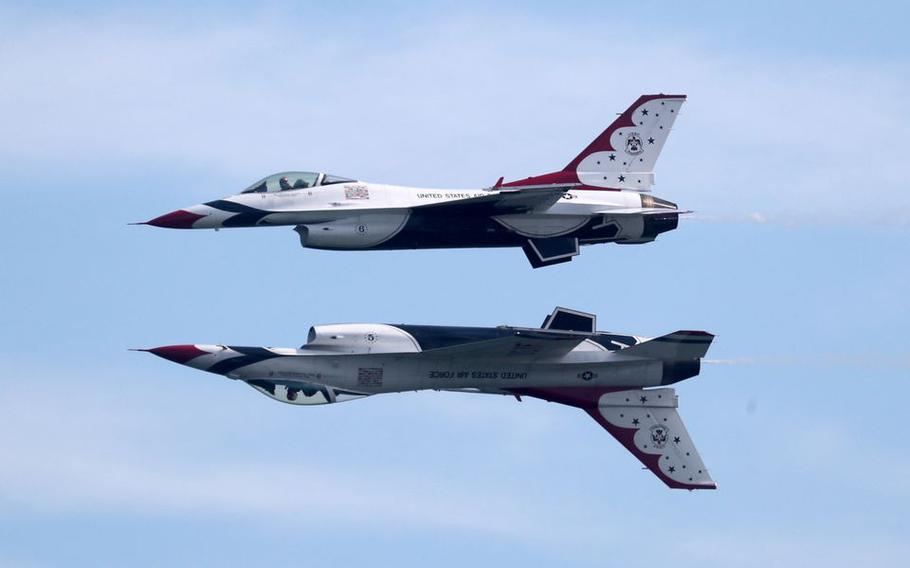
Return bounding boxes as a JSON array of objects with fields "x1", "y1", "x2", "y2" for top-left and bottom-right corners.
[
  {"x1": 141, "y1": 94, "x2": 688, "y2": 268},
  {"x1": 139, "y1": 307, "x2": 716, "y2": 489}
]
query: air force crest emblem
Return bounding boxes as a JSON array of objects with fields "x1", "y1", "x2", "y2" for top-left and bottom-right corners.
[
  {"x1": 649, "y1": 424, "x2": 670, "y2": 448},
  {"x1": 625, "y1": 132, "x2": 644, "y2": 155}
]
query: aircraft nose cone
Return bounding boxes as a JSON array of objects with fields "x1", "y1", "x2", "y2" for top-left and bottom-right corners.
[
  {"x1": 145, "y1": 344, "x2": 209, "y2": 364},
  {"x1": 145, "y1": 209, "x2": 206, "y2": 228}
]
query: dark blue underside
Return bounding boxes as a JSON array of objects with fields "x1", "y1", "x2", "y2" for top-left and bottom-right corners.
[
  {"x1": 371, "y1": 211, "x2": 678, "y2": 250},
  {"x1": 205, "y1": 201, "x2": 678, "y2": 250}
]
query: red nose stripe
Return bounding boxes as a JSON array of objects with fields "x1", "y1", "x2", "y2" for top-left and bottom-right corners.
[
  {"x1": 146, "y1": 209, "x2": 205, "y2": 228},
  {"x1": 148, "y1": 344, "x2": 209, "y2": 364}
]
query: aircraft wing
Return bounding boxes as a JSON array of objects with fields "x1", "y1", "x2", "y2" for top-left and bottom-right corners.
[
  {"x1": 413, "y1": 184, "x2": 574, "y2": 215},
  {"x1": 422, "y1": 328, "x2": 589, "y2": 361}
]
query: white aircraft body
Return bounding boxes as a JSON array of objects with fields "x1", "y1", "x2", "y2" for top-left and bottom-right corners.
[
  {"x1": 141, "y1": 307, "x2": 716, "y2": 489},
  {"x1": 142, "y1": 94, "x2": 687, "y2": 268}
]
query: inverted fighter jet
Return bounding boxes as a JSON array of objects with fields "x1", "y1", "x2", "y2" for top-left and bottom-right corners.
[
  {"x1": 139, "y1": 307, "x2": 716, "y2": 489},
  {"x1": 141, "y1": 94, "x2": 688, "y2": 268}
]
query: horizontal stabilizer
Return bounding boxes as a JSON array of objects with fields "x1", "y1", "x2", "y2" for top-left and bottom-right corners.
[
  {"x1": 414, "y1": 185, "x2": 572, "y2": 216},
  {"x1": 423, "y1": 330, "x2": 587, "y2": 361},
  {"x1": 617, "y1": 331, "x2": 714, "y2": 361},
  {"x1": 493, "y1": 184, "x2": 576, "y2": 212},
  {"x1": 587, "y1": 388, "x2": 715, "y2": 490}
]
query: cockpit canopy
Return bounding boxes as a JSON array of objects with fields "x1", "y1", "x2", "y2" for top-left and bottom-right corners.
[{"x1": 241, "y1": 171, "x2": 356, "y2": 194}]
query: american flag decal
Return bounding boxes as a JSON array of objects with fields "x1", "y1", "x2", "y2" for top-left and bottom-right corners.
[
  {"x1": 344, "y1": 185, "x2": 370, "y2": 200},
  {"x1": 357, "y1": 367, "x2": 383, "y2": 386}
]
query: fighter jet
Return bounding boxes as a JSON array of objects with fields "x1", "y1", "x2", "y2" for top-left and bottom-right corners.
[
  {"x1": 139, "y1": 307, "x2": 716, "y2": 489},
  {"x1": 141, "y1": 94, "x2": 688, "y2": 268}
]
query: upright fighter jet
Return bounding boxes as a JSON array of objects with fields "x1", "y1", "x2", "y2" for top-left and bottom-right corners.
[
  {"x1": 141, "y1": 94, "x2": 687, "y2": 268},
  {"x1": 139, "y1": 307, "x2": 716, "y2": 489}
]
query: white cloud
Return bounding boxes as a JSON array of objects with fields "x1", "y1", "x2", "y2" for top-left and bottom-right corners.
[
  {"x1": 0, "y1": 10, "x2": 907, "y2": 224},
  {"x1": 675, "y1": 530, "x2": 910, "y2": 568},
  {"x1": 748, "y1": 211, "x2": 767, "y2": 224},
  {"x1": 0, "y1": 375, "x2": 598, "y2": 544},
  {"x1": 786, "y1": 421, "x2": 910, "y2": 496},
  {"x1": 2, "y1": 363, "x2": 908, "y2": 566}
]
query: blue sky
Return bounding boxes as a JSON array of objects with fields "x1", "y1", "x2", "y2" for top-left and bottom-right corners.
[{"x1": 1, "y1": 1, "x2": 908, "y2": 566}]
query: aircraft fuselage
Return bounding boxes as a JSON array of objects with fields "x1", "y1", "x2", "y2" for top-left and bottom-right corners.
[{"x1": 149, "y1": 181, "x2": 678, "y2": 251}]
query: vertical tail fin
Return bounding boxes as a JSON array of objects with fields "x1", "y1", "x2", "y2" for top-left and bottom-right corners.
[
  {"x1": 565, "y1": 94, "x2": 686, "y2": 191},
  {"x1": 507, "y1": 386, "x2": 716, "y2": 490},
  {"x1": 587, "y1": 388, "x2": 716, "y2": 490}
]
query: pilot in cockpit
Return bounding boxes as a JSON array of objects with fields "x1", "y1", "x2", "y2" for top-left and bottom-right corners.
[
  {"x1": 279, "y1": 176, "x2": 311, "y2": 190},
  {"x1": 241, "y1": 172, "x2": 348, "y2": 195}
]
